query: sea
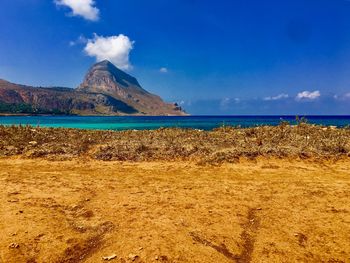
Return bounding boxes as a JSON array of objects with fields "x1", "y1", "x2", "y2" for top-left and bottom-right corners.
[{"x1": 0, "y1": 115, "x2": 349, "y2": 130}]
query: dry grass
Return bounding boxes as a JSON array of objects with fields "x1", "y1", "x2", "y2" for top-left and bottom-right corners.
[{"x1": 0, "y1": 123, "x2": 349, "y2": 163}]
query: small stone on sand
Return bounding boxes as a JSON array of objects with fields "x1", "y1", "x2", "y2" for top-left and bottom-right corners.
[
  {"x1": 128, "y1": 254, "x2": 138, "y2": 261},
  {"x1": 9, "y1": 243, "x2": 19, "y2": 249},
  {"x1": 102, "y1": 254, "x2": 117, "y2": 261}
]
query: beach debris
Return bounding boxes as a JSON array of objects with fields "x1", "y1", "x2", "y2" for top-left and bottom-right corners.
[
  {"x1": 9, "y1": 243, "x2": 19, "y2": 249},
  {"x1": 28, "y1": 141, "x2": 38, "y2": 146},
  {"x1": 8, "y1": 191, "x2": 20, "y2": 195},
  {"x1": 70, "y1": 204, "x2": 79, "y2": 210},
  {"x1": 76, "y1": 225, "x2": 85, "y2": 232},
  {"x1": 35, "y1": 233, "x2": 45, "y2": 241},
  {"x1": 128, "y1": 254, "x2": 138, "y2": 261},
  {"x1": 102, "y1": 254, "x2": 117, "y2": 261},
  {"x1": 155, "y1": 255, "x2": 168, "y2": 261},
  {"x1": 138, "y1": 247, "x2": 143, "y2": 250}
]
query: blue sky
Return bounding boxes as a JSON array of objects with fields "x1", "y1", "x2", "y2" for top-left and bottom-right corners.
[{"x1": 1, "y1": 0, "x2": 350, "y2": 114}]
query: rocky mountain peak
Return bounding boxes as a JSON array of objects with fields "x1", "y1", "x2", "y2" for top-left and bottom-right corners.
[
  {"x1": 76, "y1": 60, "x2": 186, "y2": 116},
  {"x1": 78, "y1": 60, "x2": 142, "y2": 91}
]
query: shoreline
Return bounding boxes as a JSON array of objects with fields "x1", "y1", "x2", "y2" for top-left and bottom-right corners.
[{"x1": 0, "y1": 113, "x2": 72, "y2": 117}]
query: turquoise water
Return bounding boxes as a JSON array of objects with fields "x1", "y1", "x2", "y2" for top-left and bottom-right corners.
[{"x1": 0, "y1": 116, "x2": 349, "y2": 130}]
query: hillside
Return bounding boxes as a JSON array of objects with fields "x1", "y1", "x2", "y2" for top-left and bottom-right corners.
[{"x1": 0, "y1": 61, "x2": 186, "y2": 116}]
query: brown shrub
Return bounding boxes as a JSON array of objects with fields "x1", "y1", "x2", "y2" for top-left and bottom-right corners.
[{"x1": 0, "y1": 124, "x2": 349, "y2": 163}]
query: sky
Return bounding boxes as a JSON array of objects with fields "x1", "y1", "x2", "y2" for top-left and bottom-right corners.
[{"x1": 1, "y1": 0, "x2": 350, "y2": 115}]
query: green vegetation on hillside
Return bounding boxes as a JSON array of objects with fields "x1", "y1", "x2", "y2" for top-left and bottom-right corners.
[{"x1": 0, "y1": 102, "x2": 68, "y2": 115}]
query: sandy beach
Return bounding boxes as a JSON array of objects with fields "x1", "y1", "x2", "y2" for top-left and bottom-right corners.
[
  {"x1": 1, "y1": 158, "x2": 350, "y2": 263},
  {"x1": 1, "y1": 124, "x2": 350, "y2": 262}
]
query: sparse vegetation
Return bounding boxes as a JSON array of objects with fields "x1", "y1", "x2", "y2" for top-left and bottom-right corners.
[
  {"x1": 0, "y1": 102, "x2": 67, "y2": 115},
  {"x1": 0, "y1": 123, "x2": 349, "y2": 163}
]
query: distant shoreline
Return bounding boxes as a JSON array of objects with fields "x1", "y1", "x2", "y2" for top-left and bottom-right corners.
[
  {"x1": 0, "y1": 113, "x2": 188, "y2": 117},
  {"x1": 0, "y1": 115, "x2": 349, "y2": 131},
  {"x1": 0, "y1": 113, "x2": 55, "y2": 116},
  {"x1": 1, "y1": 113, "x2": 350, "y2": 117}
]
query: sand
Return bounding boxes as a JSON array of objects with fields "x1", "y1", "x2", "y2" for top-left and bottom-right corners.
[{"x1": 1, "y1": 157, "x2": 350, "y2": 263}]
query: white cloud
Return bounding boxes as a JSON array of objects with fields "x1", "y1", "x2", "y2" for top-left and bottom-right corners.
[
  {"x1": 264, "y1": 93, "x2": 289, "y2": 101},
  {"x1": 220, "y1": 97, "x2": 231, "y2": 107},
  {"x1": 160, "y1": 67, "x2": 168, "y2": 73},
  {"x1": 296, "y1": 90, "x2": 321, "y2": 100},
  {"x1": 55, "y1": 0, "x2": 99, "y2": 21},
  {"x1": 334, "y1": 92, "x2": 350, "y2": 100},
  {"x1": 220, "y1": 97, "x2": 240, "y2": 108},
  {"x1": 84, "y1": 34, "x2": 134, "y2": 70},
  {"x1": 69, "y1": 35, "x2": 88, "y2": 46}
]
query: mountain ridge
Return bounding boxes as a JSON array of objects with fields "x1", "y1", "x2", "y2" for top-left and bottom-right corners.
[{"x1": 0, "y1": 61, "x2": 186, "y2": 116}]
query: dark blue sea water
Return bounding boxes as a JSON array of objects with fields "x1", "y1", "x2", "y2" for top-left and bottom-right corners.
[{"x1": 0, "y1": 116, "x2": 349, "y2": 130}]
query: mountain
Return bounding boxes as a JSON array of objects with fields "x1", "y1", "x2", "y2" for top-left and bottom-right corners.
[
  {"x1": 77, "y1": 60, "x2": 185, "y2": 115},
  {"x1": 0, "y1": 61, "x2": 186, "y2": 116}
]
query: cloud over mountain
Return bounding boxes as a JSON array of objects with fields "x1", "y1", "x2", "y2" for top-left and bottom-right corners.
[
  {"x1": 84, "y1": 34, "x2": 134, "y2": 70},
  {"x1": 55, "y1": 0, "x2": 99, "y2": 21}
]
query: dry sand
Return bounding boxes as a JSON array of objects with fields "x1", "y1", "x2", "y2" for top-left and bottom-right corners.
[{"x1": 1, "y1": 157, "x2": 350, "y2": 263}]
